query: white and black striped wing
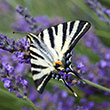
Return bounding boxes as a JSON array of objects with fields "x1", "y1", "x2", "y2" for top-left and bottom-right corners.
[
  {"x1": 38, "y1": 20, "x2": 91, "y2": 57},
  {"x1": 27, "y1": 33, "x2": 55, "y2": 93},
  {"x1": 27, "y1": 20, "x2": 91, "y2": 94}
]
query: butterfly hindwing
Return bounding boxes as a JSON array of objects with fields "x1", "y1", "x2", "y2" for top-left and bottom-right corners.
[
  {"x1": 27, "y1": 20, "x2": 91, "y2": 94},
  {"x1": 27, "y1": 33, "x2": 55, "y2": 93}
]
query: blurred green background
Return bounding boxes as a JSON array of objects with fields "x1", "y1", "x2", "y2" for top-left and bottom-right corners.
[
  {"x1": 0, "y1": 0, "x2": 110, "y2": 41},
  {"x1": 0, "y1": 0, "x2": 110, "y2": 110}
]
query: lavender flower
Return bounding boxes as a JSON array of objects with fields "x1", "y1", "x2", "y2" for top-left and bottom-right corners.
[
  {"x1": 86, "y1": 0, "x2": 110, "y2": 25},
  {"x1": 0, "y1": 61, "x2": 28, "y2": 98},
  {"x1": 13, "y1": 5, "x2": 63, "y2": 34},
  {"x1": 0, "y1": 34, "x2": 29, "y2": 98},
  {"x1": 3, "y1": 78, "x2": 11, "y2": 88},
  {"x1": 26, "y1": 86, "x2": 88, "y2": 110},
  {"x1": 0, "y1": 0, "x2": 12, "y2": 15}
]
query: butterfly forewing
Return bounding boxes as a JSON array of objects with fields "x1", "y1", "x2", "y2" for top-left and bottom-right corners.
[
  {"x1": 27, "y1": 20, "x2": 91, "y2": 94},
  {"x1": 38, "y1": 20, "x2": 91, "y2": 55}
]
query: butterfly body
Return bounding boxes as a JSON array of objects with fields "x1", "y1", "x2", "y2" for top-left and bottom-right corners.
[{"x1": 27, "y1": 20, "x2": 91, "y2": 96}]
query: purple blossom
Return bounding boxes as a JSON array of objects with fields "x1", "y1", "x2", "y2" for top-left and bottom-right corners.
[
  {"x1": 0, "y1": 0, "x2": 12, "y2": 14},
  {"x1": 27, "y1": 87, "x2": 84, "y2": 110},
  {"x1": 76, "y1": 62, "x2": 84, "y2": 69},
  {"x1": 0, "y1": 34, "x2": 30, "y2": 63},
  {"x1": 85, "y1": 0, "x2": 110, "y2": 24},
  {"x1": 3, "y1": 63, "x2": 14, "y2": 73},
  {"x1": 100, "y1": 60, "x2": 107, "y2": 68},
  {"x1": 3, "y1": 78, "x2": 11, "y2": 88},
  {"x1": 21, "y1": 79, "x2": 28, "y2": 87},
  {"x1": 0, "y1": 35, "x2": 29, "y2": 98},
  {"x1": 13, "y1": 5, "x2": 63, "y2": 34}
]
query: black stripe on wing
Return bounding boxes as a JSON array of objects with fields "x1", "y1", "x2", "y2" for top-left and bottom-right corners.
[
  {"x1": 27, "y1": 33, "x2": 45, "y2": 51},
  {"x1": 32, "y1": 70, "x2": 40, "y2": 75},
  {"x1": 30, "y1": 49, "x2": 44, "y2": 60},
  {"x1": 54, "y1": 25, "x2": 58, "y2": 35},
  {"x1": 40, "y1": 31, "x2": 44, "y2": 42},
  {"x1": 70, "y1": 21, "x2": 87, "y2": 45},
  {"x1": 69, "y1": 21, "x2": 74, "y2": 35},
  {"x1": 31, "y1": 64, "x2": 48, "y2": 69},
  {"x1": 66, "y1": 21, "x2": 91, "y2": 54},
  {"x1": 27, "y1": 33, "x2": 53, "y2": 94},
  {"x1": 27, "y1": 35, "x2": 33, "y2": 44},
  {"x1": 30, "y1": 55, "x2": 38, "y2": 60},
  {"x1": 61, "y1": 23, "x2": 68, "y2": 49},
  {"x1": 34, "y1": 74, "x2": 52, "y2": 93},
  {"x1": 48, "y1": 28, "x2": 55, "y2": 48}
]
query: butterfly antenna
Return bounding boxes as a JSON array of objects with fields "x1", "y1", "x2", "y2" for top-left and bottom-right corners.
[{"x1": 12, "y1": 31, "x2": 29, "y2": 36}]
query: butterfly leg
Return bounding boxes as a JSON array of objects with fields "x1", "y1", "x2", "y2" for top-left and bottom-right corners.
[{"x1": 51, "y1": 72, "x2": 77, "y2": 97}]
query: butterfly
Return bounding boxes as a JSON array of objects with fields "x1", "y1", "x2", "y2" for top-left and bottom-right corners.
[{"x1": 27, "y1": 20, "x2": 91, "y2": 96}]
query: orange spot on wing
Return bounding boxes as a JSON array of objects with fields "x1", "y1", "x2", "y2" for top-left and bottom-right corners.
[{"x1": 55, "y1": 61, "x2": 62, "y2": 66}]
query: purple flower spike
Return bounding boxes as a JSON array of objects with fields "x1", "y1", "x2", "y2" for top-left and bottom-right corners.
[
  {"x1": 14, "y1": 5, "x2": 64, "y2": 34},
  {"x1": 16, "y1": 93, "x2": 23, "y2": 98},
  {"x1": 16, "y1": 5, "x2": 24, "y2": 15},
  {"x1": 3, "y1": 79, "x2": 11, "y2": 88},
  {"x1": 76, "y1": 62, "x2": 84, "y2": 69},
  {"x1": 3, "y1": 63, "x2": 14, "y2": 73},
  {"x1": 86, "y1": 0, "x2": 110, "y2": 24},
  {"x1": 21, "y1": 79, "x2": 28, "y2": 87}
]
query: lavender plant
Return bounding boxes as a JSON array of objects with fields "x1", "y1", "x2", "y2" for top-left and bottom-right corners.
[
  {"x1": 0, "y1": 2, "x2": 110, "y2": 110},
  {"x1": 86, "y1": 0, "x2": 110, "y2": 25}
]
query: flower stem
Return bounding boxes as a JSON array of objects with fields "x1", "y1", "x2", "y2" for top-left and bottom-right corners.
[
  {"x1": 18, "y1": 89, "x2": 41, "y2": 110},
  {"x1": 24, "y1": 96, "x2": 41, "y2": 110},
  {"x1": 82, "y1": 78, "x2": 110, "y2": 92}
]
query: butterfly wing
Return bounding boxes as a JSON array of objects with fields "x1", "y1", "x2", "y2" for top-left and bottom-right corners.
[
  {"x1": 38, "y1": 20, "x2": 91, "y2": 56},
  {"x1": 27, "y1": 33, "x2": 55, "y2": 93},
  {"x1": 27, "y1": 20, "x2": 91, "y2": 94},
  {"x1": 37, "y1": 20, "x2": 91, "y2": 77}
]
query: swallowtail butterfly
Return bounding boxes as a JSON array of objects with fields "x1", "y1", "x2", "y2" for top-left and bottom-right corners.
[{"x1": 27, "y1": 20, "x2": 91, "y2": 96}]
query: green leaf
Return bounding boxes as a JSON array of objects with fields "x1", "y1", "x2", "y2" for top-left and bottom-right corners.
[
  {"x1": 95, "y1": 30, "x2": 110, "y2": 39},
  {"x1": 0, "y1": 81, "x2": 31, "y2": 110},
  {"x1": 95, "y1": 30, "x2": 110, "y2": 47}
]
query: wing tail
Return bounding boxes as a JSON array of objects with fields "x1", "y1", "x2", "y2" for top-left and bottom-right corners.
[{"x1": 51, "y1": 73, "x2": 77, "y2": 97}]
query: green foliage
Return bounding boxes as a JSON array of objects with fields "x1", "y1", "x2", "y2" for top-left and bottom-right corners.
[{"x1": 0, "y1": 81, "x2": 31, "y2": 110}]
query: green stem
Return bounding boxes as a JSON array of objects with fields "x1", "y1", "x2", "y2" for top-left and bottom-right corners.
[
  {"x1": 24, "y1": 96, "x2": 41, "y2": 110},
  {"x1": 82, "y1": 78, "x2": 110, "y2": 92},
  {"x1": 19, "y1": 89, "x2": 41, "y2": 110}
]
